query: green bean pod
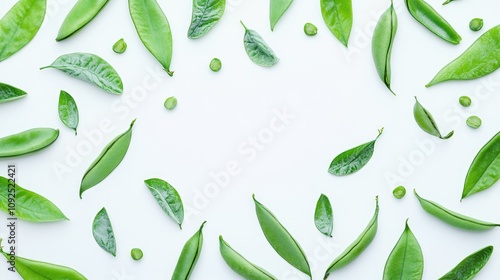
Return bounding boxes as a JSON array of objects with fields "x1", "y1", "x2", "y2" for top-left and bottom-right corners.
[
  {"x1": 253, "y1": 195, "x2": 311, "y2": 278},
  {"x1": 427, "y1": 25, "x2": 500, "y2": 87},
  {"x1": 0, "y1": 239, "x2": 87, "y2": 279},
  {"x1": 405, "y1": 0, "x2": 461, "y2": 44},
  {"x1": 56, "y1": 0, "x2": 110, "y2": 41},
  {"x1": 80, "y1": 120, "x2": 135, "y2": 198},
  {"x1": 172, "y1": 222, "x2": 206, "y2": 280},
  {"x1": 413, "y1": 97, "x2": 453, "y2": 139},
  {"x1": 219, "y1": 236, "x2": 277, "y2": 280},
  {"x1": 324, "y1": 196, "x2": 378, "y2": 279},
  {"x1": 439, "y1": 246, "x2": 493, "y2": 280},
  {"x1": 414, "y1": 190, "x2": 500, "y2": 230},
  {"x1": 0, "y1": 128, "x2": 59, "y2": 158},
  {"x1": 372, "y1": 0, "x2": 398, "y2": 95}
]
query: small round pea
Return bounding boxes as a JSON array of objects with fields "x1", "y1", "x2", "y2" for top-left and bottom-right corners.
[
  {"x1": 131, "y1": 248, "x2": 143, "y2": 260},
  {"x1": 459, "y1": 96, "x2": 471, "y2": 107},
  {"x1": 164, "y1": 96, "x2": 177, "y2": 110},
  {"x1": 393, "y1": 186, "x2": 406, "y2": 199},
  {"x1": 466, "y1": 116, "x2": 482, "y2": 129},
  {"x1": 210, "y1": 58, "x2": 222, "y2": 72},
  {"x1": 112, "y1": 38, "x2": 127, "y2": 54},
  {"x1": 304, "y1": 23, "x2": 318, "y2": 36},
  {"x1": 469, "y1": 18, "x2": 484, "y2": 32}
]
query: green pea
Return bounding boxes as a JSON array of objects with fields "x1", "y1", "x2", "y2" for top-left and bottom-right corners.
[
  {"x1": 0, "y1": 128, "x2": 59, "y2": 158},
  {"x1": 210, "y1": 58, "x2": 222, "y2": 72},
  {"x1": 57, "y1": 0, "x2": 110, "y2": 41},
  {"x1": 172, "y1": 222, "x2": 206, "y2": 279},
  {"x1": 113, "y1": 38, "x2": 127, "y2": 54},
  {"x1": 470, "y1": 18, "x2": 484, "y2": 32},
  {"x1": 459, "y1": 96, "x2": 471, "y2": 107},
  {"x1": 393, "y1": 186, "x2": 406, "y2": 199},
  {"x1": 303, "y1": 23, "x2": 318, "y2": 36},
  {"x1": 131, "y1": 248, "x2": 143, "y2": 260},
  {"x1": 467, "y1": 116, "x2": 482, "y2": 129},
  {"x1": 164, "y1": 96, "x2": 177, "y2": 110}
]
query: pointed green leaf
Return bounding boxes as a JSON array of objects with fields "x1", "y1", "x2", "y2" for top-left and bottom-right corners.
[{"x1": 92, "y1": 207, "x2": 116, "y2": 256}]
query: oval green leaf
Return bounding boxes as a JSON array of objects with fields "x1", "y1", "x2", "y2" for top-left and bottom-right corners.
[
  {"x1": 0, "y1": 0, "x2": 46, "y2": 62},
  {"x1": 404, "y1": 0, "x2": 461, "y2": 44},
  {"x1": 314, "y1": 194, "x2": 333, "y2": 237},
  {"x1": 414, "y1": 190, "x2": 500, "y2": 230},
  {"x1": 320, "y1": 0, "x2": 352, "y2": 47},
  {"x1": 0, "y1": 240, "x2": 87, "y2": 280},
  {"x1": 462, "y1": 131, "x2": 500, "y2": 200},
  {"x1": 58, "y1": 90, "x2": 79, "y2": 135},
  {"x1": 80, "y1": 120, "x2": 136, "y2": 198},
  {"x1": 92, "y1": 207, "x2": 116, "y2": 256},
  {"x1": 144, "y1": 178, "x2": 184, "y2": 229},
  {"x1": 372, "y1": 1, "x2": 397, "y2": 95},
  {"x1": 188, "y1": 0, "x2": 225, "y2": 39},
  {"x1": 427, "y1": 25, "x2": 500, "y2": 87},
  {"x1": 324, "y1": 196, "x2": 378, "y2": 279},
  {"x1": 56, "y1": 0, "x2": 110, "y2": 41},
  {"x1": 241, "y1": 21, "x2": 279, "y2": 67},
  {"x1": 172, "y1": 221, "x2": 206, "y2": 280},
  {"x1": 383, "y1": 220, "x2": 423, "y2": 280},
  {"x1": 328, "y1": 128, "x2": 383, "y2": 175},
  {"x1": 439, "y1": 246, "x2": 493, "y2": 280},
  {"x1": 0, "y1": 82, "x2": 27, "y2": 104},
  {"x1": 129, "y1": 0, "x2": 174, "y2": 76},
  {"x1": 41, "y1": 53, "x2": 123, "y2": 94},
  {"x1": 253, "y1": 195, "x2": 311, "y2": 278},
  {"x1": 413, "y1": 97, "x2": 453, "y2": 140},
  {"x1": 0, "y1": 176, "x2": 68, "y2": 222},
  {"x1": 219, "y1": 236, "x2": 278, "y2": 280},
  {"x1": 0, "y1": 128, "x2": 59, "y2": 158},
  {"x1": 270, "y1": 0, "x2": 294, "y2": 31}
]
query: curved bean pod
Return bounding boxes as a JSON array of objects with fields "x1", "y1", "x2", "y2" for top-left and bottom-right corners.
[
  {"x1": 439, "y1": 245, "x2": 493, "y2": 280},
  {"x1": 56, "y1": 0, "x2": 110, "y2": 41},
  {"x1": 172, "y1": 221, "x2": 206, "y2": 280},
  {"x1": 0, "y1": 128, "x2": 58, "y2": 158},
  {"x1": 405, "y1": 0, "x2": 461, "y2": 44},
  {"x1": 219, "y1": 235, "x2": 277, "y2": 280},
  {"x1": 414, "y1": 97, "x2": 453, "y2": 139},
  {"x1": 414, "y1": 190, "x2": 500, "y2": 230},
  {"x1": 253, "y1": 195, "x2": 311, "y2": 278},
  {"x1": 270, "y1": 0, "x2": 293, "y2": 31},
  {"x1": 80, "y1": 120, "x2": 136, "y2": 198},
  {"x1": 324, "y1": 196, "x2": 378, "y2": 279},
  {"x1": 372, "y1": 0, "x2": 397, "y2": 95}
]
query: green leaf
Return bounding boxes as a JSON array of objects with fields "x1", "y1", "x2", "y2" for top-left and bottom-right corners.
[
  {"x1": 253, "y1": 195, "x2": 311, "y2": 278},
  {"x1": 462, "y1": 131, "x2": 500, "y2": 200},
  {"x1": 92, "y1": 207, "x2": 116, "y2": 256},
  {"x1": 41, "y1": 53, "x2": 123, "y2": 94},
  {"x1": 270, "y1": 0, "x2": 294, "y2": 31},
  {"x1": 320, "y1": 0, "x2": 352, "y2": 47},
  {"x1": 0, "y1": 0, "x2": 46, "y2": 62},
  {"x1": 241, "y1": 21, "x2": 279, "y2": 67},
  {"x1": 129, "y1": 0, "x2": 174, "y2": 76},
  {"x1": 383, "y1": 220, "x2": 423, "y2": 280},
  {"x1": 439, "y1": 246, "x2": 493, "y2": 280},
  {"x1": 58, "y1": 90, "x2": 79, "y2": 135},
  {"x1": 0, "y1": 82, "x2": 27, "y2": 104},
  {"x1": 372, "y1": 1, "x2": 397, "y2": 95},
  {"x1": 427, "y1": 25, "x2": 500, "y2": 87},
  {"x1": 80, "y1": 120, "x2": 135, "y2": 198},
  {"x1": 328, "y1": 128, "x2": 383, "y2": 175},
  {"x1": 144, "y1": 178, "x2": 184, "y2": 229},
  {"x1": 0, "y1": 176, "x2": 68, "y2": 222},
  {"x1": 0, "y1": 240, "x2": 87, "y2": 280},
  {"x1": 314, "y1": 194, "x2": 333, "y2": 237},
  {"x1": 188, "y1": 0, "x2": 225, "y2": 38}
]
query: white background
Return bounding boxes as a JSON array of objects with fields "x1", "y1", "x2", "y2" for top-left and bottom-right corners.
[{"x1": 1, "y1": 0, "x2": 500, "y2": 279}]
